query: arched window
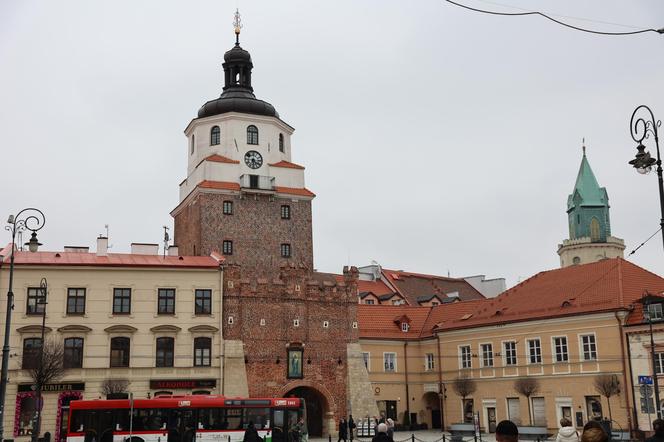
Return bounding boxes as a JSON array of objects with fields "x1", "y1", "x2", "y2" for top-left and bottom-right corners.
[
  {"x1": 279, "y1": 133, "x2": 285, "y2": 153},
  {"x1": 247, "y1": 125, "x2": 259, "y2": 145},
  {"x1": 64, "y1": 337, "x2": 84, "y2": 368},
  {"x1": 156, "y1": 337, "x2": 174, "y2": 367},
  {"x1": 190, "y1": 134, "x2": 195, "y2": 155},
  {"x1": 194, "y1": 337, "x2": 211, "y2": 367},
  {"x1": 22, "y1": 338, "x2": 42, "y2": 369},
  {"x1": 590, "y1": 218, "x2": 600, "y2": 242},
  {"x1": 110, "y1": 337, "x2": 130, "y2": 367},
  {"x1": 210, "y1": 126, "x2": 220, "y2": 145}
]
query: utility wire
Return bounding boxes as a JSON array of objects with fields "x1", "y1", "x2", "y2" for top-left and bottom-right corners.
[
  {"x1": 443, "y1": 0, "x2": 664, "y2": 36},
  {"x1": 629, "y1": 227, "x2": 662, "y2": 256}
]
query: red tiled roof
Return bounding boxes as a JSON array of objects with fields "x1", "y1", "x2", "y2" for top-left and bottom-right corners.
[
  {"x1": 358, "y1": 305, "x2": 433, "y2": 340},
  {"x1": 382, "y1": 269, "x2": 484, "y2": 304},
  {"x1": 275, "y1": 186, "x2": 316, "y2": 197},
  {"x1": 198, "y1": 180, "x2": 241, "y2": 191},
  {"x1": 1, "y1": 246, "x2": 223, "y2": 269},
  {"x1": 358, "y1": 279, "x2": 394, "y2": 296},
  {"x1": 269, "y1": 160, "x2": 305, "y2": 170},
  {"x1": 203, "y1": 154, "x2": 239, "y2": 164},
  {"x1": 437, "y1": 258, "x2": 664, "y2": 331},
  {"x1": 626, "y1": 293, "x2": 664, "y2": 325}
]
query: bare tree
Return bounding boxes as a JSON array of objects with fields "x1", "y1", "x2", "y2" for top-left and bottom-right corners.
[
  {"x1": 514, "y1": 377, "x2": 540, "y2": 425},
  {"x1": 453, "y1": 374, "x2": 477, "y2": 400},
  {"x1": 28, "y1": 338, "x2": 65, "y2": 390},
  {"x1": 594, "y1": 374, "x2": 620, "y2": 421},
  {"x1": 101, "y1": 379, "x2": 130, "y2": 398}
]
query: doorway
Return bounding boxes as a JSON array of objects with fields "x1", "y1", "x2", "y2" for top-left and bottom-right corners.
[
  {"x1": 285, "y1": 386, "x2": 327, "y2": 437},
  {"x1": 486, "y1": 408, "x2": 497, "y2": 433}
]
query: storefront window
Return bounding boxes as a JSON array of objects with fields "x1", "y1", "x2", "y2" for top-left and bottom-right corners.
[{"x1": 14, "y1": 392, "x2": 37, "y2": 437}]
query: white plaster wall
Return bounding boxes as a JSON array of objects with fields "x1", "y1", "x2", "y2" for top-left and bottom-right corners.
[
  {"x1": 558, "y1": 237, "x2": 625, "y2": 268},
  {"x1": 628, "y1": 331, "x2": 664, "y2": 431}
]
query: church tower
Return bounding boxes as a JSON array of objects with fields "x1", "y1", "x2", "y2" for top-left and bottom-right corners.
[
  {"x1": 171, "y1": 13, "x2": 314, "y2": 275},
  {"x1": 557, "y1": 144, "x2": 625, "y2": 267}
]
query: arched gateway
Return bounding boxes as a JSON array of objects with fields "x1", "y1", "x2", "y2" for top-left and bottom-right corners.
[{"x1": 284, "y1": 384, "x2": 333, "y2": 437}]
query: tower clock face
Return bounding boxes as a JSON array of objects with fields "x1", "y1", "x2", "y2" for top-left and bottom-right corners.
[{"x1": 244, "y1": 150, "x2": 263, "y2": 169}]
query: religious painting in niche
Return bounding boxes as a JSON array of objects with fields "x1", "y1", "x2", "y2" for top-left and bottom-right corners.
[{"x1": 287, "y1": 348, "x2": 303, "y2": 379}]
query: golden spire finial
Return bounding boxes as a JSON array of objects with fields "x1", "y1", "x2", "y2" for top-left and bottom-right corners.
[{"x1": 233, "y1": 9, "x2": 242, "y2": 45}]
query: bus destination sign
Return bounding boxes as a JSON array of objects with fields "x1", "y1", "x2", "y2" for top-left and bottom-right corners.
[{"x1": 149, "y1": 379, "x2": 217, "y2": 389}]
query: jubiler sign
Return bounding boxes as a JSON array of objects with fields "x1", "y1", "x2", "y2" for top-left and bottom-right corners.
[{"x1": 18, "y1": 383, "x2": 85, "y2": 392}]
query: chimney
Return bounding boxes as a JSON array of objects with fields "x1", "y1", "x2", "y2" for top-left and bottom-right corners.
[
  {"x1": 64, "y1": 246, "x2": 90, "y2": 253},
  {"x1": 168, "y1": 245, "x2": 179, "y2": 256},
  {"x1": 131, "y1": 243, "x2": 159, "y2": 255},
  {"x1": 96, "y1": 236, "x2": 108, "y2": 257}
]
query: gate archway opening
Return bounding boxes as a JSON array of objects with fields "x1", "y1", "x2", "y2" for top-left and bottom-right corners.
[
  {"x1": 422, "y1": 392, "x2": 442, "y2": 429},
  {"x1": 284, "y1": 386, "x2": 329, "y2": 437}
]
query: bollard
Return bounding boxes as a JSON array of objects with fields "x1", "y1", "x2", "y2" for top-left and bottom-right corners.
[
  {"x1": 412, "y1": 434, "x2": 415, "y2": 442},
  {"x1": 329, "y1": 436, "x2": 332, "y2": 442}
]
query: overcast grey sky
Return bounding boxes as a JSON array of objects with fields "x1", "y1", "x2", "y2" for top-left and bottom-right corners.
[{"x1": 2, "y1": 1, "x2": 664, "y2": 288}]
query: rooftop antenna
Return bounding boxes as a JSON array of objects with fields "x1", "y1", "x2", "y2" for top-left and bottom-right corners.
[
  {"x1": 163, "y1": 226, "x2": 170, "y2": 258},
  {"x1": 233, "y1": 9, "x2": 242, "y2": 46},
  {"x1": 104, "y1": 224, "x2": 113, "y2": 250}
]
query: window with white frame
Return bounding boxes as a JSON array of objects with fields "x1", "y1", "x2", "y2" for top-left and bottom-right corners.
[
  {"x1": 425, "y1": 353, "x2": 435, "y2": 371},
  {"x1": 460, "y1": 345, "x2": 472, "y2": 369},
  {"x1": 581, "y1": 334, "x2": 597, "y2": 360},
  {"x1": 528, "y1": 339, "x2": 542, "y2": 364},
  {"x1": 504, "y1": 341, "x2": 517, "y2": 366},
  {"x1": 401, "y1": 322, "x2": 409, "y2": 332},
  {"x1": 363, "y1": 352, "x2": 370, "y2": 370},
  {"x1": 384, "y1": 352, "x2": 396, "y2": 372},
  {"x1": 648, "y1": 303, "x2": 664, "y2": 321},
  {"x1": 554, "y1": 336, "x2": 569, "y2": 362},
  {"x1": 656, "y1": 352, "x2": 664, "y2": 374},
  {"x1": 481, "y1": 343, "x2": 494, "y2": 367}
]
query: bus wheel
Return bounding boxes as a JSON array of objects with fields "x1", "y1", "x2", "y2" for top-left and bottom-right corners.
[{"x1": 125, "y1": 437, "x2": 145, "y2": 442}]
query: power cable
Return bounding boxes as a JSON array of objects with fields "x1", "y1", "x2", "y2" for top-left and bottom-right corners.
[
  {"x1": 443, "y1": 0, "x2": 664, "y2": 36},
  {"x1": 629, "y1": 227, "x2": 662, "y2": 256}
]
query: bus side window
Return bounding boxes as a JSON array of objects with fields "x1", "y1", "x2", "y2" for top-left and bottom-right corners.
[{"x1": 274, "y1": 410, "x2": 284, "y2": 428}]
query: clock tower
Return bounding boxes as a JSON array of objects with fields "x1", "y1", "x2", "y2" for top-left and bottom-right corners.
[{"x1": 171, "y1": 17, "x2": 315, "y2": 275}]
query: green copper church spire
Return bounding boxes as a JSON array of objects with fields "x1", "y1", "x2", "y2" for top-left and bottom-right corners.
[{"x1": 566, "y1": 141, "x2": 611, "y2": 242}]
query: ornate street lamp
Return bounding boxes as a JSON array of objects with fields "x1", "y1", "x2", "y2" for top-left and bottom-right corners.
[{"x1": 0, "y1": 208, "x2": 45, "y2": 442}]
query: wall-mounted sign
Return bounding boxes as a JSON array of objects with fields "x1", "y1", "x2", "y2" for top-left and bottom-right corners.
[
  {"x1": 18, "y1": 383, "x2": 85, "y2": 393},
  {"x1": 149, "y1": 379, "x2": 216, "y2": 389}
]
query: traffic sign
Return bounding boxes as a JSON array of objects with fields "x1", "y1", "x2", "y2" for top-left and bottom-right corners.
[{"x1": 639, "y1": 375, "x2": 654, "y2": 385}]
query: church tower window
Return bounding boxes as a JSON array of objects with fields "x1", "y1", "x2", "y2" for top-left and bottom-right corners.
[
  {"x1": 190, "y1": 134, "x2": 195, "y2": 155},
  {"x1": 247, "y1": 125, "x2": 259, "y2": 145},
  {"x1": 279, "y1": 133, "x2": 285, "y2": 152},
  {"x1": 223, "y1": 240, "x2": 233, "y2": 255},
  {"x1": 210, "y1": 126, "x2": 220, "y2": 145},
  {"x1": 590, "y1": 218, "x2": 600, "y2": 242},
  {"x1": 280, "y1": 243, "x2": 291, "y2": 258},
  {"x1": 281, "y1": 205, "x2": 291, "y2": 219}
]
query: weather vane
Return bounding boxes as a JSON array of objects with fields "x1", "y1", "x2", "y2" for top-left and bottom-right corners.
[{"x1": 233, "y1": 9, "x2": 243, "y2": 45}]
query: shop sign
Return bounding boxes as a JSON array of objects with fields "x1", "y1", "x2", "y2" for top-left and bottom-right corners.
[
  {"x1": 149, "y1": 379, "x2": 216, "y2": 389},
  {"x1": 18, "y1": 382, "x2": 85, "y2": 392}
]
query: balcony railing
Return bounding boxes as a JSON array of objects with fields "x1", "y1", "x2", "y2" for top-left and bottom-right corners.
[{"x1": 240, "y1": 174, "x2": 275, "y2": 191}]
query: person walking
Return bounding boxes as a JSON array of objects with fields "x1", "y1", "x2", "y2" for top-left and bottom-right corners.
[
  {"x1": 339, "y1": 418, "x2": 348, "y2": 442},
  {"x1": 556, "y1": 418, "x2": 580, "y2": 442},
  {"x1": 386, "y1": 418, "x2": 394, "y2": 439},
  {"x1": 348, "y1": 415, "x2": 356, "y2": 442},
  {"x1": 243, "y1": 422, "x2": 262, "y2": 442},
  {"x1": 495, "y1": 420, "x2": 518, "y2": 442},
  {"x1": 646, "y1": 419, "x2": 664, "y2": 442},
  {"x1": 372, "y1": 423, "x2": 393, "y2": 442}
]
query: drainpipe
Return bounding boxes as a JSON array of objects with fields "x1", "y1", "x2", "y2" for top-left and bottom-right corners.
[
  {"x1": 219, "y1": 263, "x2": 225, "y2": 395},
  {"x1": 625, "y1": 328, "x2": 639, "y2": 431},
  {"x1": 436, "y1": 334, "x2": 445, "y2": 431},
  {"x1": 615, "y1": 311, "x2": 633, "y2": 433},
  {"x1": 404, "y1": 341, "x2": 410, "y2": 426}
]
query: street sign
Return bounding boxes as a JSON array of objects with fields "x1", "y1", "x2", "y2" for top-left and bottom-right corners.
[
  {"x1": 641, "y1": 384, "x2": 654, "y2": 397},
  {"x1": 641, "y1": 397, "x2": 656, "y2": 413},
  {"x1": 639, "y1": 375, "x2": 654, "y2": 385}
]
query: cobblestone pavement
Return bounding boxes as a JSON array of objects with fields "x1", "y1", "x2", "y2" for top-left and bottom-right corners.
[{"x1": 308, "y1": 431, "x2": 499, "y2": 442}]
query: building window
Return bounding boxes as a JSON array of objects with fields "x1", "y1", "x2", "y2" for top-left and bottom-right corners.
[
  {"x1": 656, "y1": 352, "x2": 664, "y2": 375},
  {"x1": 384, "y1": 352, "x2": 396, "y2": 372},
  {"x1": 648, "y1": 303, "x2": 664, "y2": 321},
  {"x1": 425, "y1": 353, "x2": 435, "y2": 371},
  {"x1": 352, "y1": 321, "x2": 358, "y2": 329},
  {"x1": 195, "y1": 289, "x2": 212, "y2": 315},
  {"x1": 581, "y1": 334, "x2": 597, "y2": 360},
  {"x1": 281, "y1": 243, "x2": 291, "y2": 258},
  {"x1": 158, "y1": 288, "x2": 175, "y2": 315},
  {"x1": 64, "y1": 337, "x2": 84, "y2": 369},
  {"x1": 481, "y1": 343, "x2": 494, "y2": 367},
  {"x1": 22, "y1": 338, "x2": 42, "y2": 369},
  {"x1": 554, "y1": 337, "x2": 569, "y2": 362},
  {"x1": 279, "y1": 133, "x2": 285, "y2": 152},
  {"x1": 247, "y1": 125, "x2": 259, "y2": 145},
  {"x1": 293, "y1": 319, "x2": 300, "y2": 327},
  {"x1": 323, "y1": 321, "x2": 329, "y2": 328},
  {"x1": 26, "y1": 287, "x2": 45, "y2": 315},
  {"x1": 66, "y1": 288, "x2": 86, "y2": 315},
  {"x1": 504, "y1": 341, "x2": 517, "y2": 366},
  {"x1": 194, "y1": 337, "x2": 211, "y2": 366},
  {"x1": 110, "y1": 337, "x2": 130, "y2": 367},
  {"x1": 590, "y1": 218, "x2": 600, "y2": 242},
  {"x1": 190, "y1": 134, "x2": 195, "y2": 155},
  {"x1": 210, "y1": 126, "x2": 220, "y2": 145},
  {"x1": 223, "y1": 200, "x2": 233, "y2": 215},
  {"x1": 460, "y1": 345, "x2": 472, "y2": 369},
  {"x1": 363, "y1": 352, "x2": 370, "y2": 370},
  {"x1": 431, "y1": 301, "x2": 439, "y2": 306},
  {"x1": 365, "y1": 299, "x2": 375, "y2": 305},
  {"x1": 222, "y1": 240, "x2": 233, "y2": 255},
  {"x1": 281, "y1": 205, "x2": 291, "y2": 219},
  {"x1": 112, "y1": 288, "x2": 131, "y2": 314},
  {"x1": 572, "y1": 256, "x2": 581, "y2": 265},
  {"x1": 156, "y1": 337, "x2": 174, "y2": 367},
  {"x1": 260, "y1": 318, "x2": 266, "y2": 326},
  {"x1": 528, "y1": 339, "x2": 542, "y2": 364},
  {"x1": 401, "y1": 322, "x2": 409, "y2": 332}
]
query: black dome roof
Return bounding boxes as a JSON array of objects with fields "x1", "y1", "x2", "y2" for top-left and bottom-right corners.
[{"x1": 197, "y1": 43, "x2": 279, "y2": 119}]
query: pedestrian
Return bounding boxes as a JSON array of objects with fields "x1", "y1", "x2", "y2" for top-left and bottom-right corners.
[
  {"x1": 581, "y1": 427, "x2": 608, "y2": 442},
  {"x1": 556, "y1": 418, "x2": 580, "y2": 442},
  {"x1": 646, "y1": 419, "x2": 664, "y2": 442},
  {"x1": 349, "y1": 415, "x2": 356, "y2": 441},
  {"x1": 372, "y1": 423, "x2": 393, "y2": 442},
  {"x1": 495, "y1": 420, "x2": 519, "y2": 442},
  {"x1": 339, "y1": 417, "x2": 348, "y2": 442},
  {"x1": 243, "y1": 422, "x2": 262, "y2": 442},
  {"x1": 379, "y1": 413, "x2": 386, "y2": 424},
  {"x1": 296, "y1": 417, "x2": 308, "y2": 442},
  {"x1": 386, "y1": 418, "x2": 394, "y2": 439}
]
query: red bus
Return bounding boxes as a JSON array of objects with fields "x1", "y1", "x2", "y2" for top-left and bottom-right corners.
[{"x1": 67, "y1": 395, "x2": 306, "y2": 442}]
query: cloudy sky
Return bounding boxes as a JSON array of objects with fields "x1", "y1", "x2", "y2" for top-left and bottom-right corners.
[{"x1": 2, "y1": 1, "x2": 664, "y2": 288}]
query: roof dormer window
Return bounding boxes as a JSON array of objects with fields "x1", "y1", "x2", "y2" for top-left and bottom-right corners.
[
  {"x1": 647, "y1": 303, "x2": 664, "y2": 321},
  {"x1": 401, "y1": 322, "x2": 409, "y2": 332}
]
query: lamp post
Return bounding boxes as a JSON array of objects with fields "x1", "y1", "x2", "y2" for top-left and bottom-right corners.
[
  {"x1": 0, "y1": 208, "x2": 45, "y2": 442},
  {"x1": 644, "y1": 296, "x2": 663, "y2": 419},
  {"x1": 31, "y1": 278, "x2": 48, "y2": 442},
  {"x1": 628, "y1": 105, "x2": 663, "y2": 248}
]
